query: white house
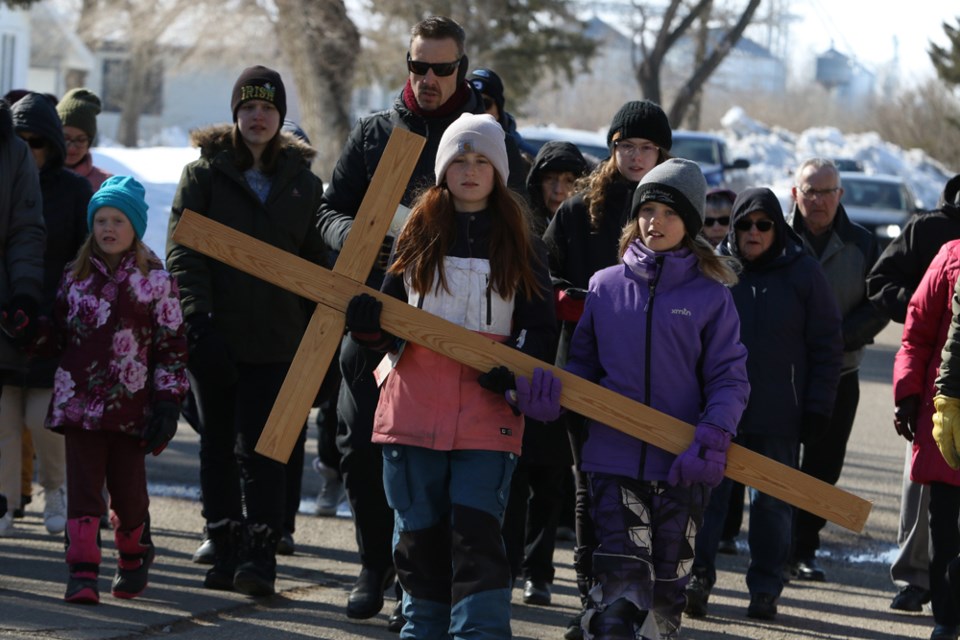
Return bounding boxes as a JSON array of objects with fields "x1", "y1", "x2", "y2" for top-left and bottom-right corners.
[{"x1": 0, "y1": 4, "x2": 30, "y2": 97}]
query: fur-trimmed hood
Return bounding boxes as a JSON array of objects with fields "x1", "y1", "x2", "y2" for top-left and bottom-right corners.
[{"x1": 189, "y1": 124, "x2": 316, "y2": 165}]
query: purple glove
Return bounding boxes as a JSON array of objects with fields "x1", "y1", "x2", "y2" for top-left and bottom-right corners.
[
  {"x1": 667, "y1": 423, "x2": 732, "y2": 488},
  {"x1": 507, "y1": 368, "x2": 562, "y2": 423}
]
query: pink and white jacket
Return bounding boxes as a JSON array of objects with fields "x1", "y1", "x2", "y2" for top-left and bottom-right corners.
[{"x1": 370, "y1": 210, "x2": 556, "y2": 455}]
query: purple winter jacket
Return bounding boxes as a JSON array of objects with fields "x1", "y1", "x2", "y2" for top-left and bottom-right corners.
[{"x1": 566, "y1": 241, "x2": 750, "y2": 481}]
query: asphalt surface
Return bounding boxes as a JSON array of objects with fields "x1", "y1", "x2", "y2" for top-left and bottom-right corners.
[{"x1": 0, "y1": 322, "x2": 942, "y2": 639}]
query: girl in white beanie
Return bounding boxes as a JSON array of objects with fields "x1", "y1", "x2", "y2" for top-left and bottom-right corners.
[{"x1": 342, "y1": 112, "x2": 560, "y2": 637}]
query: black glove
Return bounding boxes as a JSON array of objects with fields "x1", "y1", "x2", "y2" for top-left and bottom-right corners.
[
  {"x1": 0, "y1": 294, "x2": 38, "y2": 345},
  {"x1": 800, "y1": 412, "x2": 831, "y2": 445},
  {"x1": 141, "y1": 401, "x2": 180, "y2": 455},
  {"x1": 346, "y1": 294, "x2": 383, "y2": 340},
  {"x1": 894, "y1": 395, "x2": 921, "y2": 442},
  {"x1": 185, "y1": 313, "x2": 239, "y2": 389},
  {"x1": 478, "y1": 366, "x2": 520, "y2": 416}
]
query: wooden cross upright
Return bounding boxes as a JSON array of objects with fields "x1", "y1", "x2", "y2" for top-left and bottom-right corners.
[{"x1": 171, "y1": 129, "x2": 872, "y2": 534}]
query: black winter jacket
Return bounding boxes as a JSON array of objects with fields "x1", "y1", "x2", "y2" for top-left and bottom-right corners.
[
  {"x1": 542, "y1": 177, "x2": 635, "y2": 291},
  {"x1": 866, "y1": 174, "x2": 960, "y2": 323},
  {"x1": 166, "y1": 125, "x2": 326, "y2": 363},
  {"x1": 721, "y1": 189, "x2": 843, "y2": 439},
  {"x1": 7, "y1": 93, "x2": 92, "y2": 385},
  {"x1": 0, "y1": 99, "x2": 46, "y2": 372}
]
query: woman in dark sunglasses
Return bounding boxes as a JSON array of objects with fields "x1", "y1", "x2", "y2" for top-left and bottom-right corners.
[{"x1": 686, "y1": 186, "x2": 843, "y2": 621}]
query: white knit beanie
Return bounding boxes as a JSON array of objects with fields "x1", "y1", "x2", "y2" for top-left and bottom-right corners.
[{"x1": 435, "y1": 113, "x2": 509, "y2": 186}]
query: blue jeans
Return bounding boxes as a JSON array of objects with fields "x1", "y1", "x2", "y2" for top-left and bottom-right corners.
[
  {"x1": 693, "y1": 434, "x2": 797, "y2": 597},
  {"x1": 382, "y1": 445, "x2": 517, "y2": 640}
]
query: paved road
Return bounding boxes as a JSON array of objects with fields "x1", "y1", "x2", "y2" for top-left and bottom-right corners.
[{"x1": 0, "y1": 323, "x2": 939, "y2": 639}]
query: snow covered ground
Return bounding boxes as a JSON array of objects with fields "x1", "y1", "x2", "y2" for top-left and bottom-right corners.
[{"x1": 92, "y1": 107, "x2": 956, "y2": 265}]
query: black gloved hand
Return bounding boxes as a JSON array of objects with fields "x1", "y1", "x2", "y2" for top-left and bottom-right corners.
[
  {"x1": 478, "y1": 366, "x2": 520, "y2": 416},
  {"x1": 346, "y1": 294, "x2": 383, "y2": 339},
  {"x1": 800, "y1": 412, "x2": 831, "y2": 445},
  {"x1": 894, "y1": 395, "x2": 921, "y2": 442},
  {"x1": 0, "y1": 294, "x2": 38, "y2": 345},
  {"x1": 185, "y1": 313, "x2": 239, "y2": 389},
  {"x1": 141, "y1": 401, "x2": 180, "y2": 455}
]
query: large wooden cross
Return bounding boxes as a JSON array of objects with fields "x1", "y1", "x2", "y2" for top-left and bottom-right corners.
[{"x1": 171, "y1": 128, "x2": 872, "y2": 533}]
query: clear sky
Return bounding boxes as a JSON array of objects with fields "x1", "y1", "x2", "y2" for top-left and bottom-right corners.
[{"x1": 787, "y1": 0, "x2": 955, "y2": 80}]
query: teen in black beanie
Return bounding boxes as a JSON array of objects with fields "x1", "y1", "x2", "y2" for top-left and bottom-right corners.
[{"x1": 607, "y1": 100, "x2": 672, "y2": 152}]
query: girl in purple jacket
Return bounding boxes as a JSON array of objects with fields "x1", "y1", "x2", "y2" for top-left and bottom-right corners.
[{"x1": 565, "y1": 158, "x2": 750, "y2": 639}]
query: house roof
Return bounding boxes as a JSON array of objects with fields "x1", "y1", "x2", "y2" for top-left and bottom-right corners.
[{"x1": 28, "y1": 3, "x2": 94, "y2": 71}]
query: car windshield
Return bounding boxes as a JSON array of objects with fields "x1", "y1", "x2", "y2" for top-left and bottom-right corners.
[
  {"x1": 842, "y1": 179, "x2": 907, "y2": 211},
  {"x1": 670, "y1": 138, "x2": 721, "y2": 165}
]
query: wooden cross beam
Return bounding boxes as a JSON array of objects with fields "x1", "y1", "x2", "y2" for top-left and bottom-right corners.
[{"x1": 171, "y1": 130, "x2": 872, "y2": 533}]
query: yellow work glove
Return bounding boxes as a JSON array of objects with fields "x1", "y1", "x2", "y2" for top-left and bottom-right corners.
[{"x1": 932, "y1": 395, "x2": 960, "y2": 470}]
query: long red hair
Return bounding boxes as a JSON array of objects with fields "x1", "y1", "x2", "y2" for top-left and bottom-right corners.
[{"x1": 389, "y1": 176, "x2": 543, "y2": 300}]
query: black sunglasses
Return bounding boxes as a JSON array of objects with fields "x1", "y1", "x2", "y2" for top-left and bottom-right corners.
[
  {"x1": 21, "y1": 136, "x2": 46, "y2": 149},
  {"x1": 406, "y1": 53, "x2": 462, "y2": 77},
  {"x1": 703, "y1": 216, "x2": 730, "y2": 227},
  {"x1": 482, "y1": 95, "x2": 495, "y2": 110},
  {"x1": 734, "y1": 218, "x2": 775, "y2": 232}
]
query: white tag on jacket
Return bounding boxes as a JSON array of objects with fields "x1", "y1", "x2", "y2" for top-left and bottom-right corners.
[{"x1": 373, "y1": 342, "x2": 406, "y2": 388}]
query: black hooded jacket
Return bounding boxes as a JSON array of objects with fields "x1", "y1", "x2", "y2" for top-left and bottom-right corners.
[
  {"x1": 6, "y1": 94, "x2": 91, "y2": 386},
  {"x1": 866, "y1": 174, "x2": 960, "y2": 323},
  {"x1": 525, "y1": 141, "x2": 587, "y2": 236},
  {"x1": 719, "y1": 188, "x2": 843, "y2": 437}
]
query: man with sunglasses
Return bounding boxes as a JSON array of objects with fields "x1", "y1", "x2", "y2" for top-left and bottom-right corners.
[
  {"x1": 314, "y1": 15, "x2": 517, "y2": 632},
  {"x1": 787, "y1": 158, "x2": 888, "y2": 583}
]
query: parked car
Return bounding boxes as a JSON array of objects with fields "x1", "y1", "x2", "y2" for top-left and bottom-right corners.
[
  {"x1": 839, "y1": 171, "x2": 920, "y2": 246},
  {"x1": 516, "y1": 125, "x2": 609, "y2": 167},
  {"x1": 670, "y1": 130, "x2": 750, "y2": 188},
  {"x1": 833, "y1": 158, "x2": 864, "y2": 172}
]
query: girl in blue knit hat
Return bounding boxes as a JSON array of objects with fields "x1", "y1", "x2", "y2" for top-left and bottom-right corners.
[{"x1": 43, "y1": 175, "x2": 189, "y2": 604}]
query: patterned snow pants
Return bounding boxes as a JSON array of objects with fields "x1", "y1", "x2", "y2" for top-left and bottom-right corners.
[{"x1": 582, "y1": 473, "x2": 707, "y2": 640}]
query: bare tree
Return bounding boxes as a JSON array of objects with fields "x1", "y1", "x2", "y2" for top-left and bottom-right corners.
[
  {"x1": 631, "y1": 0, "x2": 761, "y2": 126},
  {"x1": 271, "y1": 0, "x2": 359, "y2": 174},
  {"x1": 75, "y1": 0, "x2": 264, "y2": 147}
]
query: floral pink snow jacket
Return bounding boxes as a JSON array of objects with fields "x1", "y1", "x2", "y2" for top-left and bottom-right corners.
[{"x1": 45, "y1": 249, "x2": 189, "y2": 436}]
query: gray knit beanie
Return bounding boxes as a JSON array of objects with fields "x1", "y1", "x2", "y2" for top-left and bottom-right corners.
[{"x1": 631, "y1": 158, "x2": 707, "y2": 236}]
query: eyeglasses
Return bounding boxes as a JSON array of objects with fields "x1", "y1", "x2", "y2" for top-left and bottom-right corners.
[
  {"x1": 64, "y1": 136, "x2": 90, "y2": 148},
  {"x1": 614, "y1": 140, "x2": 659, "y2": 157},
  {"x1": 734, "y1": 218, "x2": 775, "y2": 232},
  {"x1": 406, "y1": 53, "x2": 462, "y2": 77},
  {"x1": 20, "y1": 136, "x2": 46, "y2": 149},
  {"x1": 798, "y1": 186, "x2": 840, "y2": 200},
  {"x1": 703, "y1": 216, "x2": 730, "y2": 227}
]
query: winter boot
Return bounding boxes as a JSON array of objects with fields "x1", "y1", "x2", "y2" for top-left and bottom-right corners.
[
  {"x1": 64, "y1": 517, "x2": 102, "y2": 604},
  {"x1": 203, "y1": 519, "x2": 241, "y2": 591},
  {"x1": 110, "y1": 514, "x2": 156, "y2": 599},
  {"x1": 587, "y1": 598, "x2": 658, "y2": 640},
  {"x1": 233, "y1": 523, "x2": 280, "y2": 597}
]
